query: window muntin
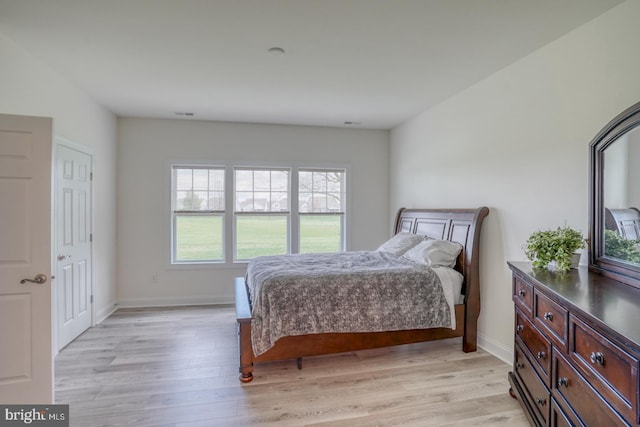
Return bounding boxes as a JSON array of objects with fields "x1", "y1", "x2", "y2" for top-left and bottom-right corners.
[
  {"x1": 172, "y1": 166, "x2": 225, "y2": 263},
  {"x1": 298, "y1": 169, "x2": 345, "y2": 253},
  {"x1": 298, "y1": 170, "x2": 344, "y2": 213},
  {"x1": 235, "y1": 168, "x2": 289, "y2": 212}
]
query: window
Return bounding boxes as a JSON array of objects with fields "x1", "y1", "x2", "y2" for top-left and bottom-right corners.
[
  {"x1": 170, "y1": 163, "x2": 347, "y2": 264},
  {"x1": 298, "y1": 169, "x2": 345, "y2": 253},
  {"x1": 172, "y1": 166, "x2": 225, "y2": 263},
  {"x1": 234, "y1": 168, "x2": 290, "y2": 260}
]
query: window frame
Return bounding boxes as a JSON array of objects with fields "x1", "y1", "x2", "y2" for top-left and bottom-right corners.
[
  {"x1": 233, "y1": 167, "x2": 291, "y2": 261},
  {"x1": 171, "y1": 165, "x2": 226, "y2": 264},
  {"x1": 297, "y1": 168, "x2": 346, "y2": 253},
  {"x1": 168, "y1": 161, "x2": 350, "y2": 267}
]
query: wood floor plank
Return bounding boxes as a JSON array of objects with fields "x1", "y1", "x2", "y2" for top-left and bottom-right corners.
[{"x1": 55, "y1": 306, "x2": 527, "y2": 427}]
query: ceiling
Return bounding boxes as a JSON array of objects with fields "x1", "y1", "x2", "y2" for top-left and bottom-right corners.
[{"x1": 0, "y1": 0, "x2": 624, "y2": 129}]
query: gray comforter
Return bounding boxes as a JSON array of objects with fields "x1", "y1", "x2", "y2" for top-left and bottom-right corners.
[{"x1": 246, "y1": 251, "x2": 451, "y2": 356}]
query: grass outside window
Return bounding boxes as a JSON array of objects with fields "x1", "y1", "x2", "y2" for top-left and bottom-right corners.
[
  {"x1": 300, "y1": 215, "x2": 342, "y2": 253},
  {"x1": 175, "y1": 216, "x2": 343, "y2": 261},
  {"x1": 175, "y1": 216, "x2": 224, "y2": 261},
  {"x1": 235, "y1": 215, "x2": 288, "y2": 259}
]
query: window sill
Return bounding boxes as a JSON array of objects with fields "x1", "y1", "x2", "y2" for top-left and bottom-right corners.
[{"x1": 168, "y1": 261, "x2": 249, "y2": 270}]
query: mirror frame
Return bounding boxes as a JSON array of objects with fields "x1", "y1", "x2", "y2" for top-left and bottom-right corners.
[{"x1": 589, "y1": 100, "x2": 640, "y2": 288}]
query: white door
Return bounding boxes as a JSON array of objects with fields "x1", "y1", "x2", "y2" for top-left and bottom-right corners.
[
  {"x1": 0, "y1": 114, "x2": 53, "y2": 403},
  {"x1": 56, "y1": 143, "x2": 93, "y2": 349}
]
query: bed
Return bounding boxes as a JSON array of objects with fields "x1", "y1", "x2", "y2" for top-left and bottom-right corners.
[{"x1": 235, "y1": 207, "x2": 489, "y2": 382}]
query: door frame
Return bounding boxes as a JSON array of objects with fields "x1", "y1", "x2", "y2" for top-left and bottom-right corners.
[{"x1": 52, "y1": 136, "x2": 94, "y2": 354}]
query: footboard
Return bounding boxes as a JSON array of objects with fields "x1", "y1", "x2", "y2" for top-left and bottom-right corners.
[{"x1": 235, "y1": 278, "x2": 466, "y2": 383}]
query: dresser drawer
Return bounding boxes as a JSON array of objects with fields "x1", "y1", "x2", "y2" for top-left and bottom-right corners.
[
  {"x1": 515, "y1": 309, "x2": 551, "y2": 386},
  {"x1": 534, "y1": 291, "x2": 568, "y2": 350},
  {"x1": 553, "y1": 351, "x2": 630, "y2": 426},
  {"x1": 513, "y1": 275, "x2": 533, "y2": 315},
  {"x1": 515, "y1": 343, "x2": 550, "y2": 426},
  {"x1": 570, "y1": 315, "x2": 639, "y2": 423},
  {"x1": 551, "y1": 398, "x2": 580, "y2": 427}
]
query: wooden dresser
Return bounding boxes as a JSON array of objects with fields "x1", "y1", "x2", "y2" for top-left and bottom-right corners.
[{"x1": 508, "y1": 261, "x2": 640, "y2": 426}]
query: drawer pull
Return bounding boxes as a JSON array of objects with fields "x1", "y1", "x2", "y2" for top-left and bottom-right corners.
[
  {"x1": 516, "y1": 362, "x2": 524, "y2": 369},
  {"x1": 518, "y1": 289, "x2": 526, "y2": 297},
  {"x1": 543, "y1": 312, "x2": 554, "y2": 321},
  {"x1": 535, "y1": 397, "x2": 547, "y2": 406},
  {"x1": 589, "y1": 351, "x2": 605, "y2": 365},
  {"x1": 558, "y1": 377, "x2": 569, "y2": 388},
  {"x1": 516, "y1": 325, "x2": 524, "y2": 333},
  {"x1": 537, "y1": 351, "x2": 546, "y2": 360}
]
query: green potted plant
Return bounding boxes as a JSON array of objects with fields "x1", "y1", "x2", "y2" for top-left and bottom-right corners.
[
  {"x1": 525, "y1": 226, "x2": 586, "y2": 273},
  {"x1": 604, "y1": 229, "x2": 640, "y2": 264}
]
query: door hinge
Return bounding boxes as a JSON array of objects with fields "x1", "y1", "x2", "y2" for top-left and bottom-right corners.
[
  {"x1": 90, "y1": 295, "x2": 93, "y2": 304},
  {"x1": 90, "y1": 172, "x2": 93, "y2": 181},
  {"x1": 90, "y1": 233, "x2": 93, "y2": 242}
]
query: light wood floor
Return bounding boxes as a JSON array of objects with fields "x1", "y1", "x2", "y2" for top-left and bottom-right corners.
[{"x1": 55, "y1": 305, "x2": 528, "y2": 427}]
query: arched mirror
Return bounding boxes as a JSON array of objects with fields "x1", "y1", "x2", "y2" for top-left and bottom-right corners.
[{"x1": 590, "y1": 101, "x2": 640, "y2": 288}]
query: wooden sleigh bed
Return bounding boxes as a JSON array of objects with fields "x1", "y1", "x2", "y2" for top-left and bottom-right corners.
[{"x1": 235, "y1": 207, "x2": 489, "y2": 382}]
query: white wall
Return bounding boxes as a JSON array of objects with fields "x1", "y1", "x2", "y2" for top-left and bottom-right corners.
[
  {"x1": 0, "y1": 34, "x2": 118, "y2": 326},
  {"x1": 390, "y1": 0, "x2": 640, "y2": 362},
  {"x1": 117, "y1": 118, "x2": 389, "y2": 306}
]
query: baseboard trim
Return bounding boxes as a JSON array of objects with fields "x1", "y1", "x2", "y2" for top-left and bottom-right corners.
[
  {"x1": 117, "y1": 295, "x2": 234, "y2": 308},
  {"x1": 478, "y1": 333, "x2": 513, "y2": 365},
  {"x1": 95, "y1": 302, "x2": 118, "y2": 325}
]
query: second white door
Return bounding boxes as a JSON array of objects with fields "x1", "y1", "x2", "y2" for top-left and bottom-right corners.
[{"x1": 56, "y1": 143, "x2": 93, "y2": 350}]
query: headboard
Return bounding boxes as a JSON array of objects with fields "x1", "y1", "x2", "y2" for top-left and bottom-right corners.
[
  {"x1": 605, "y1": 207, "x2": 640, "y2": 240},
  {"x1": 393, "y1": 207, "x2": 489, "y2": 299}
]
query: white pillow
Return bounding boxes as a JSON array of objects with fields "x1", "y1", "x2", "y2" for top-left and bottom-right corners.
[
  {"x1": 377, "y1": 232, "x2": 426, "y2": 256},
  {"x1": 403, "y1": 239, "x2": 463, "y2": 268}
]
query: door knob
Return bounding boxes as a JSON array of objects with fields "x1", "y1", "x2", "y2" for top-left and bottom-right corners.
[
  {"x1": 20, "y1": 274, "x2": 48, "y2": 284},
  {"x1": 57, "y1": 254, "x2": 71, "y2": 261}
]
